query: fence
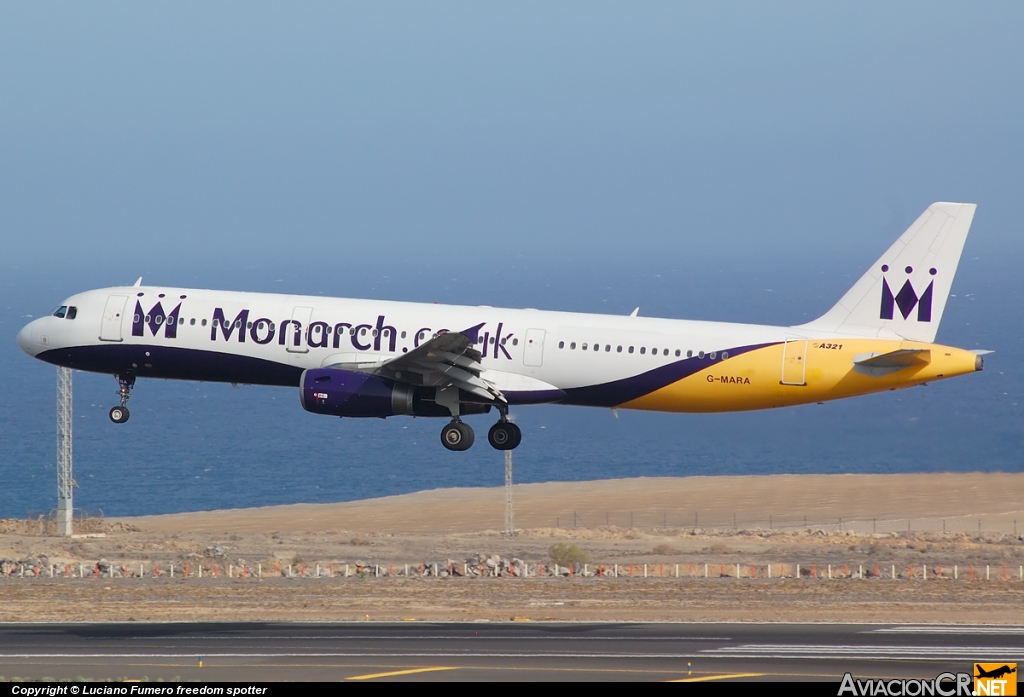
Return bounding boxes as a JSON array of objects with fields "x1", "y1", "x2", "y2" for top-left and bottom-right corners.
[{"x1": 2, "y1": 560, "x2": 1022, "y2": 582}]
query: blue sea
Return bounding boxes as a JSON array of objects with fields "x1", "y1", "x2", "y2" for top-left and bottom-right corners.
[{"x1": 1, "y1": 250, "x2": 1021, "y2": 519}]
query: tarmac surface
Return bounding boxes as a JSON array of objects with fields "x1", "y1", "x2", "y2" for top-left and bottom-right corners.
[{"x1": 0, "y1": 622, "x2": 1021, "y2": 682}]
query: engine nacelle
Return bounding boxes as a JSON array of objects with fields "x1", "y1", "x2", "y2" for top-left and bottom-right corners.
[{"x1": 299, "y1": 368, "x2": 490, "y2": 418}]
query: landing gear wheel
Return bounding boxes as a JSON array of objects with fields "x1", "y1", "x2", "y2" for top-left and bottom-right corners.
[
  {"x1": 441, "y1": 421, "x2": 475, "y2": 451},
  {"x1": 111, "y1": 373, "x2": 135, "y2": 425},
  {"x1": 488, "y1": 421, "x2": 522, "y2": 450}
]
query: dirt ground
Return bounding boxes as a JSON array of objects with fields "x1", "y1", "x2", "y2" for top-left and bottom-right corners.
[{"x1": 1, "y1": 473, "x2": 1023, "y2": 623}]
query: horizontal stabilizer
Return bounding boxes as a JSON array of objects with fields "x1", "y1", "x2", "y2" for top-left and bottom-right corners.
[{"x1": 853, "y1": 349, "x2": 930, "y2": 377}]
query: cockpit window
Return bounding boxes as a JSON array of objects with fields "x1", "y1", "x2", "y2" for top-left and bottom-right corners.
[
  {"x1": 52, "y1": 306, "x2": 67, "y2": 319},
  {"x1": 66, "y1": 306, "x2": 77, "y2": 320}
]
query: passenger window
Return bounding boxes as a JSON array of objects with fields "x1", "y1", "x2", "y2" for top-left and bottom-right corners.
[
  {"x1": 570, "y1": 342, "x2": 576, "y2": 349},
  {"x1": 687, "y1": 350, "x2": 692, "y2": 358},
  {"x1": 489, "y1": 336, "x2": 495, "y2": 344},
  {"x1": 593, "y1": 343, "x2": 599, "y2": 352},
  {"x1": 247, "y1": 322, "x2": 252, "y2": 329},
  {"x1": 698, "y1": 351, "x2": 705, "y2": 359},
  {"x1": 134, "y1": 314, "x2": 141, "y2": 323},
  {"x1": 675, "y1": 349, "x2": 680, "y2": 357},
  {"x1": 361, "y1": 328, "x2": 367, "y2": 336},
  {"x1": 710, "y1": 351, "x2": 717, "y2": 359},
  {"x1": 66, "y1": 306, "x2": 77, "y2": 320},
  {"x1": 401, "y1": 331, "x2": 407, "y2": 339},
  {"x1": 582, "y1": 343, "x2": 588, "y2": 350},
  {"x1": 190, "y1": 318, "x2": 196, "y2": 326},
  {"x1": 640, "y1": 347, "x2": 646, "y2": 355},
  {"x1": 372, "y1": 329, "x2": 378, "y2": 337},
  {"x1": 201, "y1": 319, "x2": 208, "y2": 327},
  {"x1": 512, "y1": 338, "x2": 519, "y2": 346},
  {"x1": 663, "y1": 349, "x2": 669, "y2": 356},
  {"x1": 628, "y1": 346, "x2": 634, "y2": 354},
  {"x1": 558, "y1": 341, "x2": 564, "y2": 349},
  {"x1": 722, "y1": 351, "x2": 729, "y2": 360},
  {"x1": 617, "y1": 346, "x2": 622, "y2": 353}
]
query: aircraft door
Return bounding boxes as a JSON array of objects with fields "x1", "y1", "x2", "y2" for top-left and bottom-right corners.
[
  {"x1": 780, "y1": 338, "x2": 808, "y2": 386},
  {"x1": 286, "y1": 306, "x2": 313, "y2": 353},
  {"x1": 99, "y1": 295, "x2": 128, "y2": 342},
  {"x1": 524, "y1": 328, "x2": 545, "y2": 367}
]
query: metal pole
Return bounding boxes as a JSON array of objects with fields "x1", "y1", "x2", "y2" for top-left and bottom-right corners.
[
  {"x1": 504, "y1": 449, "x2": 514, "y2": 536},
  {"x1": 56, "y1": 367, "x2": 73, "y2": 536}
]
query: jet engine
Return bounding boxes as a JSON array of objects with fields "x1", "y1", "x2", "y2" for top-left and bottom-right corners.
[{"x1": 299, "y1": 368, "x2": 490, "y2": 418}]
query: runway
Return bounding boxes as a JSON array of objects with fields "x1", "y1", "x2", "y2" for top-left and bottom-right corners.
[{"x1": 0, "y1": 622, "x2": 1020, "y2": 682}]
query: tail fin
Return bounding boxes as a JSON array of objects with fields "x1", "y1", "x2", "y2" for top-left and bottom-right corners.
[{"x1": 799, "y1": 202, "x2": 976, "y2": 343}]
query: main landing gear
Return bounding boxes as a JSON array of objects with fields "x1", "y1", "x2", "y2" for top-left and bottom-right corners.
[
  {"x1": 439, "y1": 413, "x2": 522, "y2": 452},
  {"x1": 109, "y1": 374, "x2": 135, "y2": 424},
  {"x1": 487, "y1": 419, "x2": 521, "y2": 451},
  {"x1": 440, "y1": 420, "x2": 475, "y2": 451}
]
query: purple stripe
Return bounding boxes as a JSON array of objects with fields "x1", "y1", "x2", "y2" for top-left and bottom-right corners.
[
  {"x1": 504, "y1": 389, "x2": 566, "y2": 405},
  {"x1": 560, "y1": 342, "x2": 778, "y2": 408},
  {"x1": 37, "y1": 341, "x2": 781, "y2": 410}
]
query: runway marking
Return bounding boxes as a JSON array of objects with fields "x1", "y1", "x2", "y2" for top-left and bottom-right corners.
[
  {"x1": 702, "y1": 644, "x2": 1024, "y2": 661},
  {"x1": 0, "y1": 652, "x2": 702, "y2": 659},
  {"x1": 86, "y1": 635, "x2": 731, "y2": 642},
  {"x1": 669, "y1": 673, "x2": 765, "y2": 682},
  {"x1": 873, "y1": 626, "x2": 1024, "y2": 635},
  {"x1": 4, "y1": 645, "x2": 1023, "y2": 661},
  {"x1": 347, "y1": 666, "x2": 458, "y2": 680}
]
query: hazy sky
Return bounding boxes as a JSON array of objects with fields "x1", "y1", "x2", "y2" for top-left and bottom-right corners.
[
  {"x1": 3, "y1": 2, "x2": 1023, "y2": 283},
  {"x1": 3, "y1": 4, "x2": 1024, "y2": 517}
]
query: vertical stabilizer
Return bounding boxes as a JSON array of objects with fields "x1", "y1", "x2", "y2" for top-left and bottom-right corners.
[{"x1": 799, "y1": 202, "x2": 976, "y2": 343}]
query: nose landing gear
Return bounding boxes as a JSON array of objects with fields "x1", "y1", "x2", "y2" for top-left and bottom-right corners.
[{"x1": 109, "y1": 374, "x2": 135, "y2": 424}]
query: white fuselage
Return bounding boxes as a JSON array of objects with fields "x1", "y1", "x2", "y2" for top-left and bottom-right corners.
[{"x1": 16, "y1": 283, "x2": 980, "y2": 415}]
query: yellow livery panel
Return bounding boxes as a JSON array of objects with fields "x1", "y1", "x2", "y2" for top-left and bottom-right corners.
[{"x1": 621, "y1": 339, "x2": 980, "y2": 413}]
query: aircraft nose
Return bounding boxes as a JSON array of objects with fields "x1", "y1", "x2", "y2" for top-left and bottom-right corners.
[{"x1": 16, "y1": 319, "x2": 40, "y2": 357}]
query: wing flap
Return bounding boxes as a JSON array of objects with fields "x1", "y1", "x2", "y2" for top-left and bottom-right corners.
[{"x1": 325, "y1": 326, "x2": 506, "y2": 404}]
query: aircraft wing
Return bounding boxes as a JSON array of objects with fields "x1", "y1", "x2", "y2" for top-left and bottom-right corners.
[{"x1": 325, "y1": 323, "x2": 504, "y2": 403}]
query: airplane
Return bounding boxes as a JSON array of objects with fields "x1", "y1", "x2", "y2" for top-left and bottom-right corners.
[
  {"x1": 17, "y1": 202, "x2": 987, "y2": 452},
  {"x1": 975, "y1": 665, "x2": 1016, "y2": 680}
]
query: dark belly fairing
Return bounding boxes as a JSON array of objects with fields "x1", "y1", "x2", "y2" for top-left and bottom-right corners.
[{"x1": 36, "y1": 344, "x2": 303, "y2": 387}]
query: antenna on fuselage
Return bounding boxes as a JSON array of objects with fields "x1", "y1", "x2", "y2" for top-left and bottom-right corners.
[
  {"x1": 629, "y1": 307, "x2": 639, "y2": 317},
  {"x1": 133, "y1": 277, "x2": 143, "y2": 287}
]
